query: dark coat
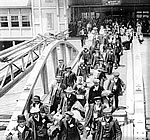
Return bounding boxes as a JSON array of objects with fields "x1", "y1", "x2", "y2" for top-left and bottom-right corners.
[
  {"x1": 94, "y1": 116, "x2": 122, "y2": 140},
  {"x1": 66, "y1": 93, "x2": 77, "y2": 111},
  {"x1": 63, "y1": 71, "x2": 77, "y2": 88},
  {"x1": 6, "y1": 125, "x2": 33, "y2": 140},
  {"x1": 107, "y1": 77, "x2": 126, "y2": 95},
  {"x1": 27, "y1": 114, "x2": 50, "y2": 140},
  {"x1": 55, "y1": 64, "x2": 66, "y2": 77},
  {"x1": 88, "y1": 85, "x2": 104, "y2": 104},
  {"x1": 58, "y1": 117, "x2": 84, "y2": 140}
]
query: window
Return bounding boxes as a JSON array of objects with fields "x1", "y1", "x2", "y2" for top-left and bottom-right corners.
[
  {"x1": 0, "y1": 16, "x2": 8, "y2": 27},
  {"x1": 11, "y1": 16, "x2": 19, "y2": 27},
  {"x1": 22, "y1": 16, "x2": 30, "y2": 27},
  {"x1": 47, "y1": 13, "x2": 54, "y2": 29},
  {"x1": 45, "y1": 0, "x2": 53, "y2": 3}
]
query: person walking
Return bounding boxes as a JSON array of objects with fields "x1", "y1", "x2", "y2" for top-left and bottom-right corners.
[
  {"x1": 106, "y1": 72, "x2": 126, "y2": 110},
  {"x1": 94, "y1": 107, "x2": 122, "y2": 140},
  {"x1": 57, "y1": 111, "x2": 84, "y2": 140},
  {"x1": 6, "y1": 114, "x2": 33, "y2": 140}
]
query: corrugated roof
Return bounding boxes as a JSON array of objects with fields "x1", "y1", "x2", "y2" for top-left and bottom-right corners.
[{"x1": 0, "y1": 0, "x2": 31, "y2": 7}]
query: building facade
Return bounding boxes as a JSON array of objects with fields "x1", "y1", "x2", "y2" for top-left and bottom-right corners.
[{"x1": 0, "y1": 0, "x2": 69, "y2": 50}]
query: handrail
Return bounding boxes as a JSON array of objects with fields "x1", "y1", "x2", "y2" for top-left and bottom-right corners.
[
  {"x1": 0, "y1": 37, "x2": 37, "y2": 59},
  {"x1": 0, "y1": 37, "x2": 53, "y2": 94},
  {"x1": 132, "y1": 38, "x2": 146, "y2": 139},
  {"x1": 3, "y1": 39, "x2": 79, "y2": 138}
]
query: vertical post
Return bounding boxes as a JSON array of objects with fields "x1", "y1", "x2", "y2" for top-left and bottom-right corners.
[
  {"x1": 12, "y1": 41, "x2": 15, "y2": 46},
  {"x1": 59, "y1": 43, "x2": 66, "y2": 64},
  {"x1": 21, "y1": 57, "x2": 25, "y2": 71},
  {"x1": 51, "y1": 47, "x2": 58, "y2": 74},
  {"x1": 56, "y1": 0, "x2": 60, "y2": 32},
  {"x1": 9, "y1": 64, "x2": 14, "y2": 82},
  {"x1": 65, "y1": 44, "x2": 71, "y2": 66},
  {"x1": 41, "y1": 64, "x2": 49, "y2": 94},
  {"x1": 31, "y1": 0, "x2": 35, "y2": 36}
]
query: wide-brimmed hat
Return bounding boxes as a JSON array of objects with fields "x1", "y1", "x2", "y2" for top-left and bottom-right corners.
[
  {"x1": 97, "y1": 68, "x2": 107, "y2": 73},
  {"x1": 93, "y1": 27, "x2": 98, "y2": 30},
  {"x1": 113, "y1": 72, "x2": 120, "y2": 77},
  {"x1": 93, "y1": 79, "x2": 100, "y2": 84},
  {"x1": 65, "y1": 111, "x2": 74, "y2": 116},
  {"x1": 32, "y1": 95, "x2": 41, "y2": 102},
  {"x1": 94, "y1": 96, "x2": 101, "y2": 101},
  {"x1": 55, "y1": 76, "x2": 62, "y2": 79},
  {"x1": 64, "y1": 87, "x2": 74, "y2": 93},
  {"x1": 101, "y1": 90, "x2": 112, "y2": 97},
  {"x1": 17, "y1": 115, "x2": 26, "y2": 123},
  {"x1": 30, "y1": 107, "x2": 40, "y2": 114},
  {"x1": 103, "y1": 107, "x2": 112, "y2": 113}
]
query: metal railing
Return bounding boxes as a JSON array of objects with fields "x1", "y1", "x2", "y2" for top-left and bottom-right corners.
[{"x1": 0, "y1": 35, "x2": 54, "y2": 95}]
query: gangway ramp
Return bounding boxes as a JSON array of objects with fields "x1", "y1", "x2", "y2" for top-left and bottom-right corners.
[{"x1": 0, "y1": 38, "x2": 80, "y2": 139}]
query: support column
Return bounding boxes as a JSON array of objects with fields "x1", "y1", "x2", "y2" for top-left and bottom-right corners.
[
  {"x1": 41, "y1": 64, "x2": 49, "y2": 94},
  {"x1": 51, "y1": 47, "x2": 58, "y2": 74},
  {"x1": 59, "y1": 43, "x2": 66, "y2": 64},
  {"x1": 12, "y1": 41, "x2": 15, "y2": 46},
  {"x1": 66, "y1": 44, "x2": 71, "y2": 66}
]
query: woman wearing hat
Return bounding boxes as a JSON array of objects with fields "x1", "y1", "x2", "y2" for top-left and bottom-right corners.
[
  {"x1": 58, "y1": 111, "x2": 84, "y2": 140},
  {"x1": 6, "y1": 114, "x2": 33, "y2": 140}
]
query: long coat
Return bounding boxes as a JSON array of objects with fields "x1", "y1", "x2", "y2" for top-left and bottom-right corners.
[
  {"x1": 63, "y1": 71, "x2": 77, "y2": 88},
  {"x1": 6, "y1": 125, "x2": 33, "y2": 140},
  {"x1": 58, "y1": 117, "x2": 84, "y2": 140},
  {"x1": 94, "y1": 116, "x2": 122, "y2": 140},
  {"x1": 107, "y1": 77, "x2": 126, "y2": 95},
  {"x1": 27, "y1": 114, "x2": 50, "y2": 140}
]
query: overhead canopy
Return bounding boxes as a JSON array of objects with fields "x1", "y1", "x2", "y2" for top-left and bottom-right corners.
[{"x1": 0, "y1": 0, "x2": 31, "y2": 8}]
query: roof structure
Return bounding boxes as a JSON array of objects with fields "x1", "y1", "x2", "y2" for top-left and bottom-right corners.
[{"x1": 0, "y1": 0, "x2": 31, "y2": 8}]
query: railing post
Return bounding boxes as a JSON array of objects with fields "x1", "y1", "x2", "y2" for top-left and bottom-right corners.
[
  {"x1": 59, "y1": 43, "x2": 66, "y2": 64},
  {"x1": 66, "y1": 44, "x2": 71, "y2": 66},
  {"x1": 41, "y1": 64, "x2": 49, "y2": 94},
  {"x1": 9, "y1": 64, "x2": 14, "y2": 82},
  {"x1": 51, "y1": 47, "x2": 58, "y2": 74}
]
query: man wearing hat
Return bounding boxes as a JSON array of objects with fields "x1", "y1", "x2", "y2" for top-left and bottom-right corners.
[
  {"x1": 94, "y1": 107, "x2": 122, "y2": 140},
  {"x1": 105, "y1": 46, "x2": 115, "y2": 74},
  {"x1": 6, "y1": 114, "x2": 33, "y2": 140},
  {"x1": 63, "y1": 66, "x2": 77, "y2": 88},
  {"x1": 97, "y1": 67, "x2": 107, "y2": 87},
  {"x1": 64, "y1": 87, "x2": 77, "y2": 111},
  {"x1": 84, "y1": 79, "x2": 104, "y2": 130},
  {"x1": 107, "y1": 72, "x2": 126, "y2": 110},
  {"x1": 58, "y1": 111, "x2": 84, "y2": 140},
  {"x1": 30, "y1": 95, "x2": 43, "y2": 111},
  {"x1": 49, "y1": 75, "x2": 66, "y2": 114},
  {"x1": 79, "y1": 26, "x2": 87, "y2": 47},
  {"x1": 55, "y1": 59, "x2": 66, "y2": 77},
  {"x1": 88, "y1": 78, "x2": 104, "y2": 104},
  {"x1": 90, "y1": 96, "x2": 107, "y2": 140},
  {"x1": 77, "y1": 60, "x2": 88, "y2": 82},
  {"x1": 28, "y1": 105, "x2": 51, "y2": 140}
]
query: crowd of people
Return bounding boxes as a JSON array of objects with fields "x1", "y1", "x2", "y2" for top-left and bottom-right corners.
[{"x1": 6, "y1": 18, "x2": 140, "y2": 140}]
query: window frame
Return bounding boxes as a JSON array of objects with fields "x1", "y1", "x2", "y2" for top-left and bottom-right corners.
[
  {"x1": 11, "y1": 15, "x2": 19, "y2": 27},
  {"x1": 0, "y1": 16, "x2": 8, "y2": 27},
  {"x1": 21, "y1": 15, "x2": 31, "y2": 27},
  {"x1": 47, "y1": 13, "x2": 54, "y2": 30},
  {"x1": 45, "y1": 0, "x2": 53, "y2": 3}
]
